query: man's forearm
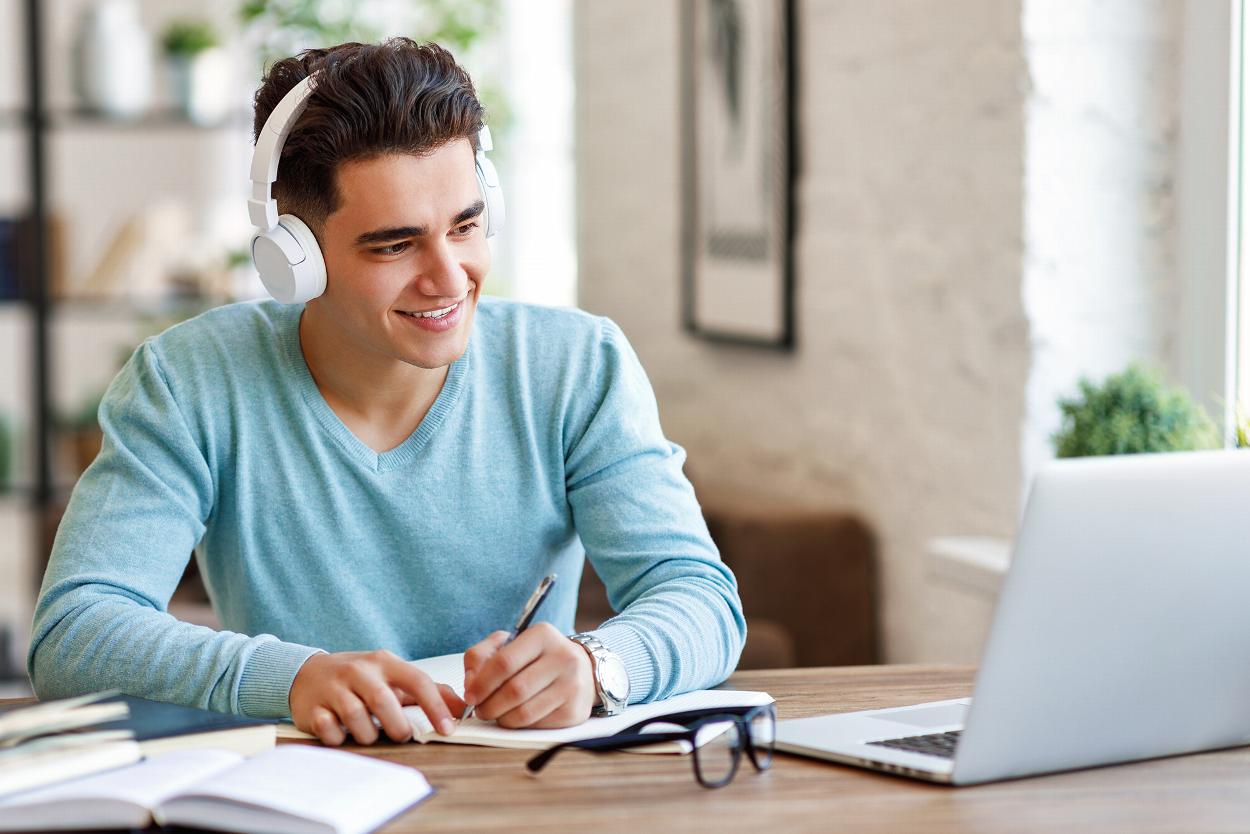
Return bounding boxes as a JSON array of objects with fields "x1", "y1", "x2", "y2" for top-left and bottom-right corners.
[
  {"x1": 591, "y1": 569, "x2": 746, "y2": 703},
  {"x1": 28, "y1": 585, "x2": 321, "y2": 717}
]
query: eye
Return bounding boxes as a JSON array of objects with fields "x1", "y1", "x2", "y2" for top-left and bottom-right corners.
[
  {"x1": 371, "y1": 242, "x2": 409, "y2": 256},
  {"x1": 453, "y1": 221, "x2": 479, "y2": 237}
]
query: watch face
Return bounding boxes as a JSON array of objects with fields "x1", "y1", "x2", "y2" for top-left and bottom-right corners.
[{"x1": 599, "y1": 655, "x2": 630, "y2": 702}]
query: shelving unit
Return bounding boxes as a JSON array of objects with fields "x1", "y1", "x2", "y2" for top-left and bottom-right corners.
[{"x1": 2, "y1": 1, "x2": 249, "y2": 686}]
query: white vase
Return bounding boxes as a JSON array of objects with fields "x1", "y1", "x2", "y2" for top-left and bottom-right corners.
[
  {"x1": 73, "y1": 0, "x2": 153, "y2": 120},
  {"x1": 168, "y1": 48, "x2": 232, "y2": 126}
]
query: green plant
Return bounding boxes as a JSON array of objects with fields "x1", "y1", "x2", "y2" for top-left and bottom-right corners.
[
  {"x1": 240, "y1": 0, "x2": 381, "y2": 63},
  {"x1": 0, "y1": 413, "x2": 13, "y2": 492},
  {"x1": 1235, "y1": 408, "x2": 1249, "y2": 449},
  {"x1": 162, "y1": 20, "x2": 220, "y2": 57},
  {"x1": 236, "y1": 0, "x2": 508, "y2": 129},
  {"x1": 1052, "y1": 364, "x2": 1221, "y2": 457}
]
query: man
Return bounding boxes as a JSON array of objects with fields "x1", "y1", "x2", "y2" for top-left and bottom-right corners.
[{"x1": 27, "y1": 39, "x2": 745, "y2": 747}]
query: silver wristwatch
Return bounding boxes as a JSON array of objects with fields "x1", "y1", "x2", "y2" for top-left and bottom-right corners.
[{"x1": 570, "y1": 633, "x2": 630, "y2": 717}]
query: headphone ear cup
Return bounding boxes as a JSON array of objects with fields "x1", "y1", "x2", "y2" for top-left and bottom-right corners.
[
  {"x1": 475, "y1": 153, "x2": 505, "y2": 239},
  {"x1": 250, "y1": 214, "x2": 327, "y2": 304}
]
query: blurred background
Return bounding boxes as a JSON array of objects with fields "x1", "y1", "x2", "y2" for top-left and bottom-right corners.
[{"x1": 1, "y1": 0, "x2": 1248, "y2": 696}]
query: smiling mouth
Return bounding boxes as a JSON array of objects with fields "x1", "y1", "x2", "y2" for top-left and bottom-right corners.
[{"x1": 398, "y1": 301, "x2": 459, "y2": 320}]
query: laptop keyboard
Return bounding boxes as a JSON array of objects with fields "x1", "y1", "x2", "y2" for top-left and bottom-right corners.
[{"x1": 868, "y1": 729, "x2": 962, "y2": 759}]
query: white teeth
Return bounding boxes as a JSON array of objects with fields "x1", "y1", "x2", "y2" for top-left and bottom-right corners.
[{"x1": 403, "y1": 302, "x2": 457, "y2": 319}]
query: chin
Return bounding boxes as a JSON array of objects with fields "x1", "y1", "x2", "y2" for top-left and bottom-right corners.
[{"x1": 401, "y1": 333, "x2": 471, "y2": 369}]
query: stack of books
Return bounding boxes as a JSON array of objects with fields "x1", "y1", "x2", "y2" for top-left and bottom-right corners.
[
  {"x1": 0, "y1": 692, "x2": 434, "y2": 833},
  {"x1": 0, "y1": 691, "x2": 138, "y2": 798},
  {"x1": 0, "y1": 690, "x2": 277, "y2": 799}
]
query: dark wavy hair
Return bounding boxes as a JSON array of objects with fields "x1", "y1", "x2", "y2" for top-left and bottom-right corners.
[{"x1": 252, "y1": 38, "x2": 485, "y2": 231}]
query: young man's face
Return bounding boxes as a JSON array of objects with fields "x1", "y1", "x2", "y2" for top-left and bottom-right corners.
[{"x1": 315, "y1": 139, "x2": 489, "y2": 371}]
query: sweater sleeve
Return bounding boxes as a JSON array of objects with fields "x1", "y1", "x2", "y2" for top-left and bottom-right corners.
[
  {"x1": 564, "y1": 318, "x2": 746, "y2": 703},
  {"x1": 26, "y1": 341, "x2": 322, "y2": 717}
]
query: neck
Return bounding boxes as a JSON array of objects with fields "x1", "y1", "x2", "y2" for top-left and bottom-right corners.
[{"x1": 298, "y1": 305, "x2": 449, "y2": 428}]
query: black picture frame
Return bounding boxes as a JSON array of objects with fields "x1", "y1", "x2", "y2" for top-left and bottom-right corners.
[{"x1": 681, "y1": 0, "x2": 797, "y2": 350}]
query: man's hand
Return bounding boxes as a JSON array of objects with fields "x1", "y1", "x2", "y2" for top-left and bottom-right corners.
[
  {"x1": 289, "y1": 649, "x2": 465, "y2": 746},
  {"x1": 462, "y1": 623, "x2": 595, "y2": 729}
]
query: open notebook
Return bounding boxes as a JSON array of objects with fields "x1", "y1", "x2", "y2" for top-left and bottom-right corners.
[
  {"x1": 0, "y1": 746, "x2": 432, "y2": 834},
  {"x1": 278, "y1": 653, "x2": 773, "y2": 751}
]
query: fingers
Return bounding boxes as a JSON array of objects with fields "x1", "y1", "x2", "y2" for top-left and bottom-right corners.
[
  {"x1": 351, "y1": 669, "x2": 413, "y2": 744},
  {"x1": 463, "y1": 630, "x2": 512, "y2": 689},
  {"x1": 495, "y1": 679, "x2": 567, "y2": 729},
  {"x1": 463, "y1": 627, "x2": 547, "y2": 710},
  {"x1": 379, "y1": 654, "x2": 458, "y2": 735},
  {"x1": 439, "y1": 683, "x2": 467, "y2": 717},
  {"x1": 474, "y1": 653, "x2": 561, "y2": 722},
  {"x1": 308, "y1": 706, "x2": 346, "y2": 747},
  {"x1": 334, "y1": 689, "x2": 379, "y2": 745},
  {"x1": 288, "y1": 649, "x2": 460, "y2": 747},
  {"x1": 467, "y1": 623, "x2": 596, "y2": 729}
]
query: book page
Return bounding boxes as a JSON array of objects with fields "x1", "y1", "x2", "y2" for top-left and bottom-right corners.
[
  {"x1": 0, "y1": 748, "x2": 240, "y2": 819},
  {"x1": 155, "y1": 745, "x2": 432, "y2": 834}
]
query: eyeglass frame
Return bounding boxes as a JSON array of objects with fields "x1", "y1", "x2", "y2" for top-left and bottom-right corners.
[{"x1": 525, "y1": 702, "x2": 776, "y2": 789}]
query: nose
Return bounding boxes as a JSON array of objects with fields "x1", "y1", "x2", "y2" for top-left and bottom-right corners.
[{"x1": 415, "y1": 237, "x2": 469, "y2": 300}]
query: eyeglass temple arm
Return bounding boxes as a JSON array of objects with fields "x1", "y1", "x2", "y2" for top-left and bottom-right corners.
[{"x1": 526, "y1": 731, "x2": 692, "y2": 773}]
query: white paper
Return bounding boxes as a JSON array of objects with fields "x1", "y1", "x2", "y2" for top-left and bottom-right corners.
[
  {"x1": 407, "y1": 687, "x2": 775, "y2": 750},
  {"x1": 154, "y1": 746, "x2": 431, "y2": 834},
  {"x1": 0, "y1": 749, "x2": 241, "y2": 808}
]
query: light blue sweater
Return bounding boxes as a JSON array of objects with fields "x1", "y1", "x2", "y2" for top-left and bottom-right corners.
[{"x1": 27, "y1": 298, "x2": 745, "y2": 718}]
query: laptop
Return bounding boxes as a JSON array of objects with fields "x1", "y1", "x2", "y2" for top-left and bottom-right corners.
[{"x1": 774, "y1": 449, "x2": 1250, "y2": 785}]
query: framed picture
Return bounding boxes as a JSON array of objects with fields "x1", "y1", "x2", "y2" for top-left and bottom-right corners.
[{"x1": 681, "y1": 0, "x2": 796, "y2": 349}]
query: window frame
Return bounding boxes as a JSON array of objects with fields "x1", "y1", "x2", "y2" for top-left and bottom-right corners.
[{"x1": 1177, "y1": 0, "x2": 1241, "y2": 445}]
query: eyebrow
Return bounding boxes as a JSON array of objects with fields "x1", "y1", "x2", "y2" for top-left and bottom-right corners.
[{"x1": 354, "y1": 200, "x2": 486, "y2": 246}]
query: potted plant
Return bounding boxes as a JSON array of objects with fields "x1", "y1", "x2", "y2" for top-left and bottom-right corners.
[
  {"x1": 161, "y1": 20, "x2": 231, "y2": 125},
  {"x1": 1052, "y1": 364, "x2": 1221, "y2": 457}
]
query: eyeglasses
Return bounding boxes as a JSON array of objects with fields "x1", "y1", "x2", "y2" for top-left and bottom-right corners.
[{"x1": 526, "y1": 703, "x2": 775, "y2": 789}]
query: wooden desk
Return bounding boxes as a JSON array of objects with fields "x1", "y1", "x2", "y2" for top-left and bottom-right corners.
[
  {"x1": 11, "y1": 666, "x2": 1250, "y2": 832},
  {"x1": 306, "y1": 665, "x2": 1250, "y2": 833}
]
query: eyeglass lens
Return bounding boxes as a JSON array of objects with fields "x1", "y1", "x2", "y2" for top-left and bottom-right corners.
[
  {"x1": 750, "y1": 707, "x2": 775, "y2": 768},
  {"x1": 693, "y1": 720, "x2": 741, "y2": 787}
]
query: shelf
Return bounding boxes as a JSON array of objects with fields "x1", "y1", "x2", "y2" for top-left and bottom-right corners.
[
  {"x1": 49, "y1": 295, "x2": 226, "y2": 320},
  {"x1": 0, "y1": 107, "x2": 251, "y2": 132},
  {"x1": 1, "y1": 296, "x2": 229, "y2": 321}
]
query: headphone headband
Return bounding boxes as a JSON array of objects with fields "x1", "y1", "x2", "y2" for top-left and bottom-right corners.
[{"x1": 248, "y1": 75, "x2": 318, "y2": 232}]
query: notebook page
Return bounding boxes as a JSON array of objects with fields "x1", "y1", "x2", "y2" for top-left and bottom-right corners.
[
  {"x1": 409, "y1": 652, "x2": 467, "y2": 695},
  {"x1": 155, "y1": 745, "x2": 432, "y2": 834},
  {"x1": 405, "y1": 688, "x2": 775, "y2": 749}
]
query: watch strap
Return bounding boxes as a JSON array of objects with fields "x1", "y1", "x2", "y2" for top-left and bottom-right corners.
[{"x1": 570, "y1": 633, "x2": 628, "y2": 717}]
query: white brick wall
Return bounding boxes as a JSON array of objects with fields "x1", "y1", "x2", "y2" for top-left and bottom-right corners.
[{"x1": 575, "y1": 0, "x2": 1185, "y2": 662}]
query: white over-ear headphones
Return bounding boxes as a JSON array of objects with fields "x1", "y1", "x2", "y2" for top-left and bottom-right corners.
[{"x1": 248, "y1": 72, "x2": 505, "y2": 304}]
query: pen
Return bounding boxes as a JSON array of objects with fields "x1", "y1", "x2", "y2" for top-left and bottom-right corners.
[{"x1": 461, "y1": 573, "x2": 557, "y2": 722}]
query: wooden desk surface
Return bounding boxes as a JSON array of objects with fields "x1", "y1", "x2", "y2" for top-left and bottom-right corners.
[
  {"x1": 11, "y1": 666, "x2": 1250, "y2": 832},
  {"x1": 305, "y1": 665, "x2": 1250, "y2": 833}
]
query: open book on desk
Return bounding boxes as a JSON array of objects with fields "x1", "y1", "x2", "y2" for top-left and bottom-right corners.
[
  {"x1": 278, "y1": 652, "x2": 774, "y2": 752},
  {"x1": 0, "y1": 745, "x2": 433, "y2": 834}
]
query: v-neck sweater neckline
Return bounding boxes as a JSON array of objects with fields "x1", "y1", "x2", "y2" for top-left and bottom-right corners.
[{"x1": 279, "y1": 306, "x2": 472, "y2": 473}]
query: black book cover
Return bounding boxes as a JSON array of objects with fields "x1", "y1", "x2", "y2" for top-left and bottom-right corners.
[{"x1": 91, "y1": 694, "x2": 276, "y2": 742}]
